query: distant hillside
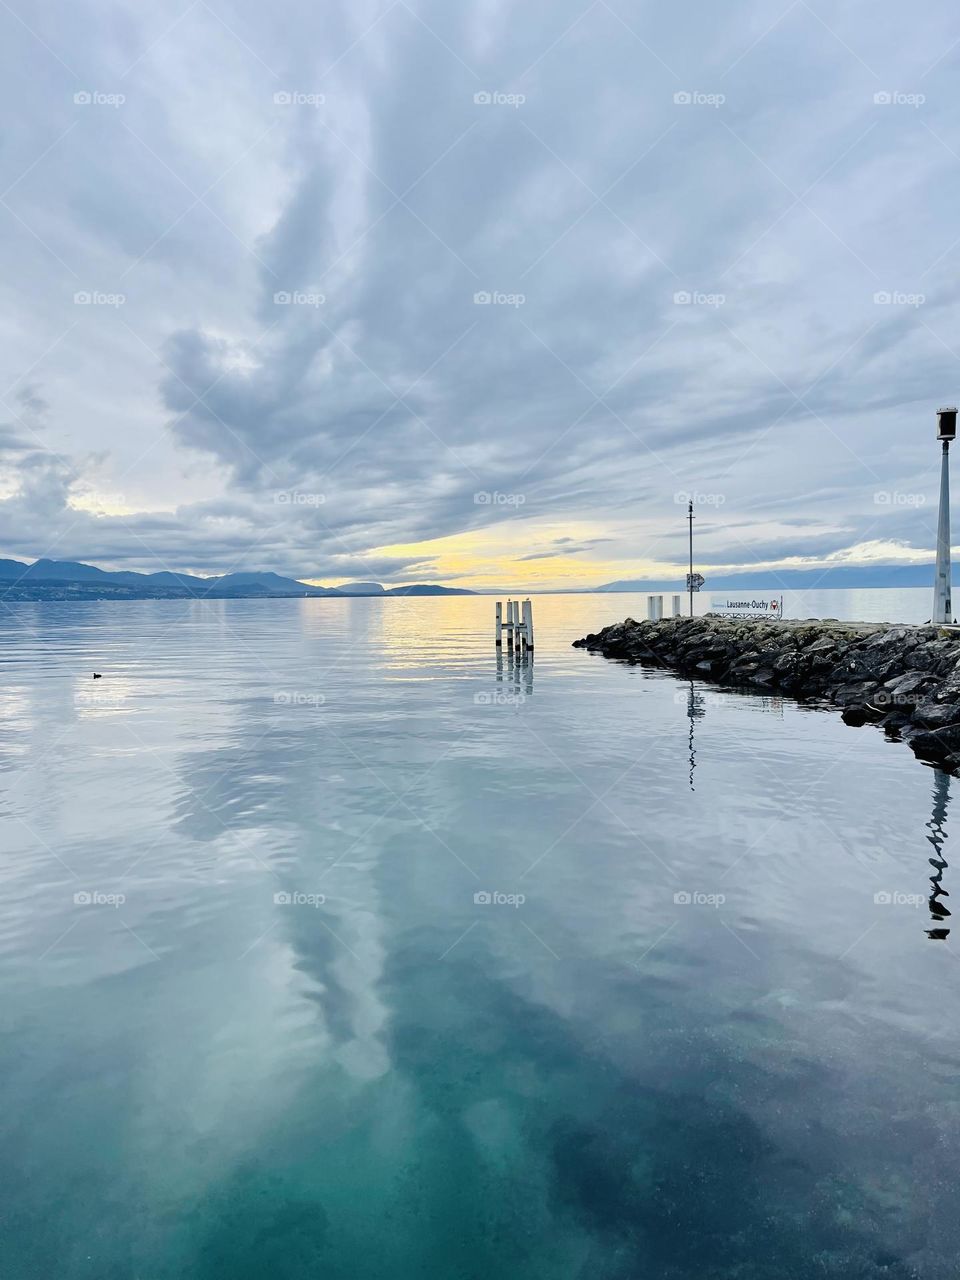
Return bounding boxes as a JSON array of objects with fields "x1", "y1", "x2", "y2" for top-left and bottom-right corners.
[
  {"x1": 213, "y1": 571, "x2": 342, "y2": 596},
  {"x1": 386, "y1": 584, "x2": 475, "y2": 596},
  {"x1": 0, "y1": 558, "x2": 475, "y2": 601},
  {"x1": 598, "y1": 564, "x2": 938, "y2": 592}
]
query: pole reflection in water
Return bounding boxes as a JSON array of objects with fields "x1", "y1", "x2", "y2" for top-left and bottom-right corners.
[
  {"x1": 926, "y1": 767, "x2": 951, "y2": 940},
  {"x1": 686, "y1": 681, "x2": 706, "y2": 792}
]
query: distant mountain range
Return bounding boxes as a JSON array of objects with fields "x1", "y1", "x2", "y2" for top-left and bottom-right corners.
[
  {"x1": 0, "y1": 555, "x2": 937, "y2": 602},
  {"x1": 597, "y1": 564, "x2": 939, "y2": 592},
  {"x1": 0, "y1": 559, "x2": 476, "y2": 601}
]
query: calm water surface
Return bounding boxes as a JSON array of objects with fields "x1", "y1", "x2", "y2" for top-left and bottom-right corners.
[{"x1": 0, "y1": 591, "x2": 958, "y2": 1278}]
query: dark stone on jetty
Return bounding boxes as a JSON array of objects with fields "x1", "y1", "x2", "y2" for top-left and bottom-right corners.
[{"x1": 572, "y1": 615, "x2": 960, "y2": 775}]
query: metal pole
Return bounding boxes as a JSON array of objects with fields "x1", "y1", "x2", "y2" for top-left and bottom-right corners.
[
  {"x1": 688, "y1": 500, "x2": 694, "y2": 617},
  {"x1": 935, "y1": 439, "x2": 952, "y2": 624}
]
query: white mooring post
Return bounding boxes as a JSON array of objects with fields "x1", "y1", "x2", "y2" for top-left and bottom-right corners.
[
  {"x1": 494, "y1": 599, "x2": 534, "y2": 652},
  {"x1": 672, "y1": 594, "x2": 682, "y2": 617},
  {"x1": 647, "y1": 594, "x2": 663, "y2": 622}
]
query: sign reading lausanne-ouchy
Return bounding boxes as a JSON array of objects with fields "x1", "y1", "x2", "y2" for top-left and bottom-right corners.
[{"x1": 709, "y1": 596, "x2": 784, "y2": 617}]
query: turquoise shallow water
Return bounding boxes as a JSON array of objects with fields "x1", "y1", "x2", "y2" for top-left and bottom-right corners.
[{"x1": 0, "y1": 592, "x2": 958, "y2": 1278}]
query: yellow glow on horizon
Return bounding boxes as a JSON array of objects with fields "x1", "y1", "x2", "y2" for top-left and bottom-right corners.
[
  {"x1": 312, "y1": 523, "x2": 667, "y2": 591},
  {"x1": 304, "y1": 527, "x2": 946, "y2": 593}
]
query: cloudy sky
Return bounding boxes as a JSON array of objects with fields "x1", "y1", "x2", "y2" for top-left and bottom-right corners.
[{"x1": 0, "y1": 0, "x2": 958, "y2": 589}]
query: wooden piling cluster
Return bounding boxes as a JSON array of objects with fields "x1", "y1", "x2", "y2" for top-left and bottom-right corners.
[{"x1": 495, "y1": 598, "x2": 534, "y2": 651}]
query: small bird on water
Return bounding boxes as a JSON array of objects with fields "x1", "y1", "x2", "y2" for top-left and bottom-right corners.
[{"x1": 93, "y1": 673, "x2": 102, "y2": 679}]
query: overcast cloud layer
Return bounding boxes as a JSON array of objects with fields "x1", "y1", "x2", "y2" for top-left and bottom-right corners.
[{"x1": 1, "y1": 0, "x2": 959, "y2": 587}]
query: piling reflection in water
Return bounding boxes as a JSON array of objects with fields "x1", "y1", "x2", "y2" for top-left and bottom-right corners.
[
  {"x1": 926, "y1": 768, "x2": 952, "y2": 940},
  {"x1": 495, "y1": 646, "x2": 534, "y2": 698}
]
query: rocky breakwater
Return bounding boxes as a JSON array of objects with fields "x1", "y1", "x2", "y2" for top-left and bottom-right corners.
[{"x1": 573, "y1": 615, "x2": 960, "y2": 773}]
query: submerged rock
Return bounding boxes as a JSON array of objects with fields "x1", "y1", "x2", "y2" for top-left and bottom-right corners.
[{"x1": 573, "y1": 615, "x2": 960, "y2": 775}]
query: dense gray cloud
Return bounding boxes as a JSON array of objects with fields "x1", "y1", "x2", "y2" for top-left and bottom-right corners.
[{"x1": 0, "y1": 0, "x2": 958, "y2": 584}]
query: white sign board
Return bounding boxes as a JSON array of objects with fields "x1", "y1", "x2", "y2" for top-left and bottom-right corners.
[{"x1": 710, "y1": 595, "x2": 783, "y2": 618}]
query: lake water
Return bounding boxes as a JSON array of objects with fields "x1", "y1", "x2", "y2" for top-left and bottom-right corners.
[{"x1": 1, "y1": 590, "x2": 958, "y2": 1278}]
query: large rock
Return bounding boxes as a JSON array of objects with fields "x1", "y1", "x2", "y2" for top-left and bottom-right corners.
[
  {"x1": 910, "y1": 727, "x2": 960, "y2": 764},
  {"x1": 913, "y1": 699, "x2": 960, "y2": 729},
  {"x1": 883, "y1": 672, "x2": 932, "y2": 696},
  {"x1": 804, "y1": 637, "x2": 837, "y2": 655},
  {"x1": 832, "y1": 681, "x2": 881, "y2": 707}
]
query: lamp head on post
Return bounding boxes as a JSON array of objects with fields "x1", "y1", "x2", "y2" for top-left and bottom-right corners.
[{"x1": 937, "y1": 407, "x2": 957, "y2": 442}]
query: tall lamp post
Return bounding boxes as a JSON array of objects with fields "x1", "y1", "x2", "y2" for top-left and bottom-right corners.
[
  {"x1": 688, "y1": 499, "x2": 694, "y2": 617},
  {"x1": 934, "y1": 406, "x2": 957, "y2": 625}
]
